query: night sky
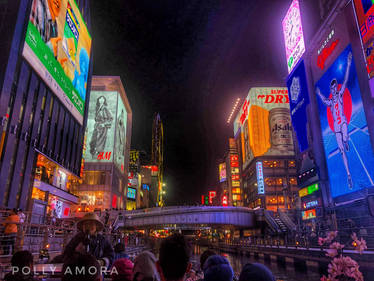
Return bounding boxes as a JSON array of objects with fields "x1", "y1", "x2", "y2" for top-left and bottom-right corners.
[{"x1": 90, "y1": 0, "x2": 292, "y2": 205}]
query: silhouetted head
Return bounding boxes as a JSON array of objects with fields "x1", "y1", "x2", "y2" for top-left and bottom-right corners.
[{"x1": 157, "y1": 234, "x2": 191, "y2": 281}]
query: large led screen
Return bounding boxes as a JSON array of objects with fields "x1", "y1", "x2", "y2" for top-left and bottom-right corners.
[
  {"x1": 315, "y1": 45, "x2": 374, "y2": 198},
  {"x1": 114, "y1": 96, "x2": 127, "y2": 173},
  {"x1": 282, "y1": 0, "x2": 305, "y2": 73},
  {"x1": 23, "y1": 0, "x2": 91, "y2": 125},
  {"x1": 127, "y1": 187, "x2": 136, "y2": 200},
  {"x1": 234, "y1": 88, "x2": 294, "y2": 169},
  {"x1": 85, "y1": 91, "x2": 117, "y2": 163},
  {"x1": 286, "y1": 60, "x2": 310, "y2": 152}
]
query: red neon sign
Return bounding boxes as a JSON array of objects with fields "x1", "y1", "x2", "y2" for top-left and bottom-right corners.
[
  {"x1": 97, "y1": 151, "x2": 112, "y2": 160},
  {"x1": 209, "y1": 191, "x2": 216, "y2": 204},
  {"x1": 317, "y1": 39, "x2": 339, "y2": 70},
  {"x1": 232, "y1": 174, "x2": 240, "y2": 180},
  {"x1": 230, "y1": 155, "x2": 239, "y2": 161},
  {"x1": 239, "y1": 100, "x2": 250, "y2": 125},
  {"x1": 222, "y1": 195, "x2": 228, "y2": 207}
]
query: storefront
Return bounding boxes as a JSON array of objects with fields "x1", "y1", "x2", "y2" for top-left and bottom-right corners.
[{"x1": 30, "y1": 153, "x2": 79, "y2": 222}]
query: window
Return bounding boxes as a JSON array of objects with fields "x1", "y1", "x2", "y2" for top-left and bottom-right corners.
[
  {"x1": 288, "y1": 160, "x2": 296, "y2": 168},
  {"x1": 83, "y1": 171, "x2": 106, "y2": 185},
  {"x1": 263, "y1": 160, "x2": 283, "y2": 168}
]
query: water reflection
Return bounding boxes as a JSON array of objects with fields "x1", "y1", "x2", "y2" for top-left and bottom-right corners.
[{"x1": 191, "y1": 252, "x2": 321, "y2": 281}]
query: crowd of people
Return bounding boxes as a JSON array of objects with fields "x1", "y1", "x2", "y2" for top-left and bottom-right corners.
[{"x1": 4, "y1": 212, "x2": 276, "y2": 281}]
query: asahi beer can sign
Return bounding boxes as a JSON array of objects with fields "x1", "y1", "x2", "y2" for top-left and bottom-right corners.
[
  {"x1": 234, "y1": 87, "x2": 295, "y2": 169},
  {"x1": 269, "y1": 108, "x2": 294, "y2": 152}
]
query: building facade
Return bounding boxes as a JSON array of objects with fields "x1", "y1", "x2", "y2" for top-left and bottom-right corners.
[
  {"x1": 232, "y1": 88, "x2": 297, "y2": 212},
  {"x1": 283, "y1": 0, "x2": 374, "y2": 230},
  {"x1": 73, "y1": 76, "x2": 132, "y2": 211},
  {"x1": 0, "y1": 0, "x2": 92, "y2": 219}
]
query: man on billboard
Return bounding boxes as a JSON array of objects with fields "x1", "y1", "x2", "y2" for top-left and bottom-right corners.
[{"x1": 316, "y1": 52, "x2": 353, "y2": 188}]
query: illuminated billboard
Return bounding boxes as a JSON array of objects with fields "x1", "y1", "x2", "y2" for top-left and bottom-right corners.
[
  {"x1": 353, "y1": 0, "x2": 374, "y2": 79},
  {"x1": 114, "y1": 96, "x2": 127, "y2": 173},
  {"x1": 234, "y1": 88, "x2": 294, "y2": 169},
  {"x1": 315, "y1": 45, "x2": 374, "y2": 198},
  {"x1": 84, "y1": 91, "x2": 128, "y2": 173},
  {"x1": 282, "y1": 0, "x2": 305, "y2": 73},
  {"x1": 127, "y1": 187, "x2": 136, "y2": 199},
  {"x1": 23, "y1": 0, "x2": 91, "y2": 125},
  {"x1": 298, "y1": 183, "x2": 319, "y2": 198},
  {"x1": 286, "y1": 60, "x2": 310, "y2": 152},
  {"x1": 302, "y1": 209, "x2": 316, "y2": 220},
  {"x1": 219, "y1": 163, "x2": 227, "y2": 182},
  {"x1": 256, "y1": 162, "x2": 265, "y2": 194},
  {"x1": 85, "y1": 91, "x2": 117, "y2": 163}
]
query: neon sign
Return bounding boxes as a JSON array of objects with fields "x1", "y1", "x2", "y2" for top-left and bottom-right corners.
[
  {"x1": 303, "y1": 199, "x2": 320, "y2": 209},
  {"x1": 239, "y1": 100, "x2": 250, "y2": 125},
  {"x1": 317, "y1": 39, "x2": 339, "y2": 70},
  {"x1": 302, "y1": 209, "x2": 317, "y2": 220},
  {"x1": 97, "y1": 151, "x2": 112, "y2": 160},
  {"x1": 282, "y1": 0, "x2": 305, "y2": 73},
  {"x1": 222, "y1": 195, "x2": 228, "y2": 206},
  {"x1": 209, "y1": 191, "x2": 216, "y2": 204},
  {"x1": 298, "y1": 183, "x2": 319, "y2": 197},
  {"x1": 256, "y1": 162, "x2": 265, "y2": 194}
]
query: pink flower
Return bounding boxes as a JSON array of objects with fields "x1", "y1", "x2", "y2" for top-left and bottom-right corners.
[
  {"x1": 325, "y1": 248, "x2": 338, "y2": 258},
  {"x1": 318, "y1": 237, "x2": 326, "y2": 246},
  {"x1": 326, "y1": 231, "x2": 338, "y2": 243},
  {"x1": 351, "y1": 233, "x2": 367, "y2": 254}
]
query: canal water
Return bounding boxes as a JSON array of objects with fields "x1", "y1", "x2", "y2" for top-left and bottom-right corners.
[{"x1": 191, "y1": 252, "x2": 321, "y2": 281}]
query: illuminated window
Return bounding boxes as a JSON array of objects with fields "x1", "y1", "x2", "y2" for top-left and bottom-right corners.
[
  {"x1": 288, "y1": 161, "x2": 296, "y2": 168},
  {"x1": 289, "y1": 177, "x2": 297, "y2": 185},
  {"x1": 263, "y1": 161, "x2": 283, "y2": 168},
  {"x1": 83, "y1": 171, "x2": 106, "y2": 185},
  {"x1": 32, "y1": 187, "x2": 46, "y2": 201}
]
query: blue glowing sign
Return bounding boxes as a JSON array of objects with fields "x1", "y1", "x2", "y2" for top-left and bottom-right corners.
[
  {"x1": 142, "y1": 184, "x2": 149, "y2": 191},
  {"x1": 287, "y1": 59, "x2": 310, "y2": 152},
  {"x1": 127, "y1": 187, "x2": 136, "y2": 199},
  {"x1": 256, "y1": 162, "x2": 265, "y2": 194},
  {"x1": 315, "y1": 45, "x2": 374, "y2": 198}
]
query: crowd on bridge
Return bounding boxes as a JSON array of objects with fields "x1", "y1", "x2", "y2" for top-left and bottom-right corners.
[{"x1": 3, "y1": 212, "x2": 276, "y2": 281}]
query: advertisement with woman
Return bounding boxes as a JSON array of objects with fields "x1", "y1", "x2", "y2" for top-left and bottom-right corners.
[{"x1": 315, "y1": 45, "x2": 374, "y2": 198}]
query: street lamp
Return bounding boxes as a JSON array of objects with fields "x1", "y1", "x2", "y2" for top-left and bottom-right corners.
[{"x1": 162, "y1": 183, "x2": 166, "y2": 187}]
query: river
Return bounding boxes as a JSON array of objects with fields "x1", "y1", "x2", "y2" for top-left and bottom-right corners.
[{"x1": 191, "y1": 251, "x2": 321, "y2": 281}]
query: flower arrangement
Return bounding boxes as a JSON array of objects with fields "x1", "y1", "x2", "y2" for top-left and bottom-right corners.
[{"x1": 319, "y1": 231, "x2": 367, "y2": 281}]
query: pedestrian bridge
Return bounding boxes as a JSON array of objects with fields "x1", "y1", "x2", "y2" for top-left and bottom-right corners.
[{"x1": 115, "y1": 206, "x2": 255, "y2": 229}]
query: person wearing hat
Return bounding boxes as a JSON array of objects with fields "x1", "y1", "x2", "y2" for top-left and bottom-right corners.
[{"x1": 63, "y1": 212, "x2": 114, "y2": 268}]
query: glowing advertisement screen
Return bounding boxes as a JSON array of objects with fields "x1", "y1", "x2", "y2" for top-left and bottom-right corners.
[
  {"x1": 114, "y1": 97, "x2": 127, "y2": 173},
  {"x1": 315, "y1": 45, "x2": 374, "y2": 198},
  {"x1": 354, "y1": 0, "x2": 374, "y2": 79},
  {"x1": 84, "y1": 91, "x2": 117, "y2": 163},
  {"x1": 282, "y1": 0, "x2": 305, "y2": 73},
  {"x1": 302, "y1": 209, "x2": 316, "y2": 220},
  {"x1": 23, "y1": 0, "x2": 91, "y2": 125},
  {"x1": 286, "y1": 60, "x2": 310, "y2": 152},
  {"x1": 127, "y1": 187, "x2": 136, "y2": 199},
  {"x1": 234, "y1": 88, "x2": 294, "y2": 169},
  {"x1": 219, "y1": 163, "x2": 227, "y2": 182}
]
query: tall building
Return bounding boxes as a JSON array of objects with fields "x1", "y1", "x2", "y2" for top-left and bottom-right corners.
[
  {"x1": 283, "y1": 0, "x2": 374, "y2": 229},
  {"x1": 232, "y1": 88, "x2": 298, "y2": 212},
  {"x1": 151, "y1": 113, "x2": 164, "y2": 206},
  {"x1": 0, "y1": 0, "x2": 92, "y2": 218},
  {"x1": 73, "y1": 76, "x2": 132, "y2": 211}
]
